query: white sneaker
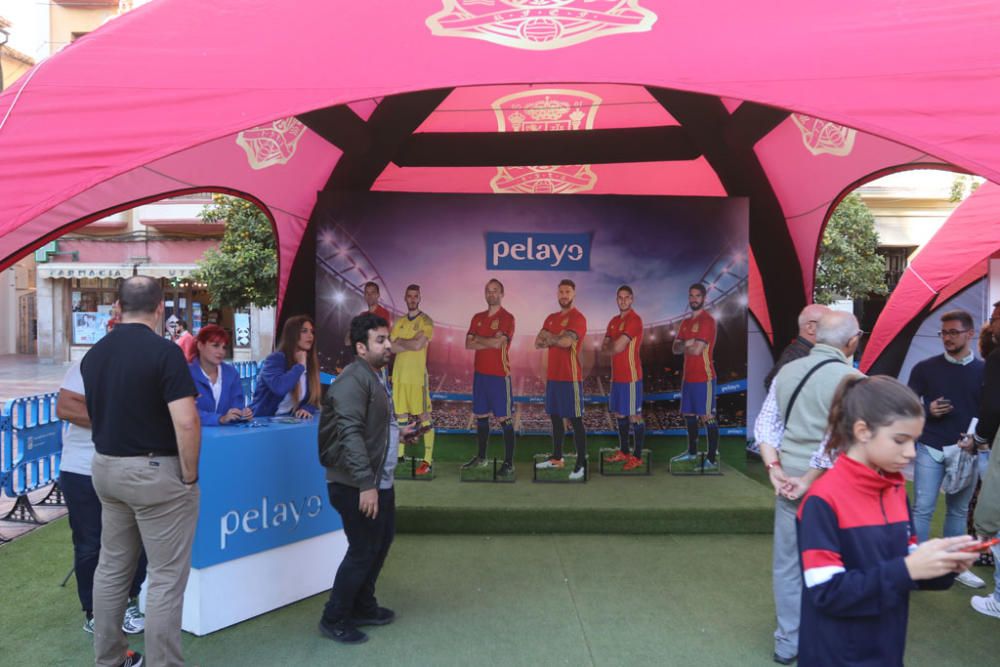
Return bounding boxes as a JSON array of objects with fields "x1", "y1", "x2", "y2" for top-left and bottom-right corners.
[
  {"x1": 122, "y1": 598, "x2": 145, "y2": 634},
  {"x1": 568, "y1": 466, "x2": 586, "y2": 481},
  {"x1": 956, "y1": 570, "x2": 986, "y2": 589},
  {"x1": 970, "y1": 595, "x2": 1000, "y2": 619},
  {"x1": 535, "y1": 458, "x2": 564, "y2": 470}
]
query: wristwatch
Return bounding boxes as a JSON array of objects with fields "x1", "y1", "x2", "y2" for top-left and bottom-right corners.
[{"x1": 765, "y1": 460, "x2": 782, "y2": 471}]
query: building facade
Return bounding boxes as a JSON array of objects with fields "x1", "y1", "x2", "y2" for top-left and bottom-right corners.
[
  {"x1": 0, "y1": 16, "x2": 36, "y2": 92},
  {"x1": 857, "y1": 169, "x2": 969, "y2": 290},
  {"x1": 34, "y1": 195, "x2": 275, "y2": 362}
]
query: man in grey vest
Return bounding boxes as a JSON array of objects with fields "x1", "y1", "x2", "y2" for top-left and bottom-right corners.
[{"x1": 754, "y1": 310, "x2": 864, "y2": 664}]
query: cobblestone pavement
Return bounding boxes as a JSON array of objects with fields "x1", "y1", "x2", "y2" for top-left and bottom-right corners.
[{"x1": 0, "y1": 355, "x2": 71, "y2": 406}]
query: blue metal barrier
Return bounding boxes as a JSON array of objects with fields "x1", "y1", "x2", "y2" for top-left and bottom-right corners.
[
  {"x1": 0, "y1": 414, "x2": 9, "y2": 478},
  {"x1": 0, "y1": 413, "x2": 9, "y2": 534},
  {"x1": 233, "y1": 361, "x2": 260, "y2": 405},
  {"x1": 2, "y1": 393, "x2": 62, "y2": 523}
]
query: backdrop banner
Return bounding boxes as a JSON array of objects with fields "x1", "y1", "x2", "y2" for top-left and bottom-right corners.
[{"x1": 315, "y1": 192, "x2": 748, "y2": 435}]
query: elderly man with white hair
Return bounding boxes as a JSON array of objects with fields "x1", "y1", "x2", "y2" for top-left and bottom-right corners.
[{"x1": 754, "y1": 310, "x2": 865, "y2": 665}]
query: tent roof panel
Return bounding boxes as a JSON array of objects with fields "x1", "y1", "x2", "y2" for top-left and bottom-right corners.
[
  {"x1": 414, "y1": 84, "x2": 678, "y2": 133},
  {"x1": 2, "y1": 0, "x2": 999, "y2": 346},
  {"x1": 5, "y1": 0, "x2": 1000, "y2": 247},
  {"x1": 372, "y1": 159, "x2": 725, "y2": 196}
]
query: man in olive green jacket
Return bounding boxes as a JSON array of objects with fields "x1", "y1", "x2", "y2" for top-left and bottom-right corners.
[{"x1": 317, "y1": 312, "x2": 416, "y2": 644}]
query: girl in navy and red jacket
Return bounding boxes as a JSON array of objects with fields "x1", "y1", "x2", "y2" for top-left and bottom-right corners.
[{"x1": 796, "y1": 375, "x2": 979, "y2": 667}]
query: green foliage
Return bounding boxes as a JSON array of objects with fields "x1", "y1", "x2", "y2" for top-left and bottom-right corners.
[
  {"x1": 950, "y1": 175, "x2": 968, "y2": 203},
  {"x1": 193, "y1": 195, "x2": 277, "y2": 310},
  {"x1": 813, "y1": 194, "x2": 888, "y2": 305},
  {"x1": 950, "y1": 174, "x2": 982, "y2": 203}
]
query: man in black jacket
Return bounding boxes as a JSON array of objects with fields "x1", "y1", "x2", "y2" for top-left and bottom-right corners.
[
  {"x1": 318, "y1": 312, "x2": 416, "y2": 644},
  {"x1": 763, "y1": 304, "x2": 830, "y2": 391}
]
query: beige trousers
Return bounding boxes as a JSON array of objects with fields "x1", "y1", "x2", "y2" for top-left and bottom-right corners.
[{"x1": 91, "y1": 453, "x2": 199, "y2": 667}]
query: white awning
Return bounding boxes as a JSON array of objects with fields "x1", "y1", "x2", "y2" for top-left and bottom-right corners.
[{"x1": 38, "y1": 263, "x2": 198, "y2": 280}]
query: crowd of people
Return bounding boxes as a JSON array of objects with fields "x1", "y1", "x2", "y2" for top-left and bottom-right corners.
[
  {"x1": 430, "y1": 400, "x2": 474, "y2": 430},
  {"x1": 420, "y1": 369, "x2": 738, "y2": 401},
  {"x1": 57, "y1": 277, "x2": 330, "y2": 667},
  {"x1": 60, "y1": 275, "x2": 1000, "y2": 667},
  {"x1": 756, "y1": 305, "x2": 1000, "y2": 666},
  {"x1": 449, "y1": 398, "x2": 747, "y2": 434},
  {"x1": 516, "y1": 402, "x2": 552, "y2": 432}
]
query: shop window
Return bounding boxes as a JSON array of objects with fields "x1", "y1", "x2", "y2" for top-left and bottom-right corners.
[{"x1": 70, "y1": 278, "x2": 121, "y2": 345}]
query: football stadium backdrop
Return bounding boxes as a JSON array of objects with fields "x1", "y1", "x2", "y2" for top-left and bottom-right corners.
[{"x1": 315, "y1": 193, "x2": 748, "y2": 436}]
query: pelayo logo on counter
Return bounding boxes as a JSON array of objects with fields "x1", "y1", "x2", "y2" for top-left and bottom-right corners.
[
  {"x1": 485, "y1": 232, "x2": 591, "y2": 271},
  {"x1": 191, "y1": 421, "x2": 344, "y2": 569},
  {"x1": 219, "y1": 494, "x2": 324, "y2": 550}
]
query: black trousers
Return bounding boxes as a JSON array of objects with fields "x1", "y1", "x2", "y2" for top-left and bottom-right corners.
[{"x1": 322, "y1": 483, "x2": 395, "y2": 625}]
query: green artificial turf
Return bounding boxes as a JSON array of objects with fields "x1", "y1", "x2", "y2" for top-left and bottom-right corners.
[
  {"x1": 380, "y1": 435, "x2": 776, "y2": 535},
  {"x1": 458, "y1": 459, "x2": 515, "y2": 483},
  {"x1": 4, "y1": 437, "x2": 981, "y2": 666},
  {"x1": 394, "y1": 444, "x2": 774, "y2": 535},
  {"x1": 2, "y1": 522, "x2": 996, "y2": 666},
  {"x1": 414, "y1": 433, "x2": 747, "y2": 464},
  {"x1": 419, "y1": 434, "x2": 772, "y2": 483}
]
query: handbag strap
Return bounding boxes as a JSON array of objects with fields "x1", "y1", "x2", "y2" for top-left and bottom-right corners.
[{"x1": 783, "y1": 358, "x2": 844, "y2": 427}]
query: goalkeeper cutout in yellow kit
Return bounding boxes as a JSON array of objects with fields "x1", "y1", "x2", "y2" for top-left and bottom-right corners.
[{"x1": 390, "y1": 308, "x2": 435, "y2": 466}]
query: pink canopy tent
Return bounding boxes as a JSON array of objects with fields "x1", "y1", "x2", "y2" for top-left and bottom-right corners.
[
  {"x1": 2, "y1": 0, "x2": 999, "y2": 351},
  {"x1": 861, "y1": 181, "x2": 1000, "y2": 373}
]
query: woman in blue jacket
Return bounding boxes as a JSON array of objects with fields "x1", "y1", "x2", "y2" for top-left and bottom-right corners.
[
  {"x1": 250, "y1": 315, "x2": 321, "y2": 419},
  {"x1": 189, "y1": 324, "x2": 252, "y2": 425}
]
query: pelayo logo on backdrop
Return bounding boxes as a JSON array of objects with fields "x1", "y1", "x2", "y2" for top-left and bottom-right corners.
[{"x1": 486, "y1": 232, "x2": 591, "y2": 271}]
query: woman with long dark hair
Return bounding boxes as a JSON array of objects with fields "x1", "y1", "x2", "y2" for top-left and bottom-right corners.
[{"x1": 250, "y1": 315, "x2": 321, "y2": 418}]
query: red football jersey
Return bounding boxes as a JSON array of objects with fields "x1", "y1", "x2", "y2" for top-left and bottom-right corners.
[
  {"x1": 467, "y1": 307, "x2": 515, "y2": 376},
  {"x1": 361, "y1": 304, "x2": 392, "y2": 327},
  {"x1": 605, "y1": 309, "x2": 643, "y2": 383},
  {"x1": 542, "y1": 308, "x2": 587, "y2": 382},
  {"x1": 677, "y1": 310, "x2": 716, "y2": 382}
]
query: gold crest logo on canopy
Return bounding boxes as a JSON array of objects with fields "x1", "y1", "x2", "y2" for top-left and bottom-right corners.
[
  {"x1": 236, "y1": 117, "x2": 307, "y2": 170},
  {"x1": 490, "y1": 89, "x2": 602, "y2": 194},
  {"x1": 427, "y1": 0, "x2": 657, "y2": 51},
  {"x1": 791, "y1": 114, "x2": 857, "y2": 157}
]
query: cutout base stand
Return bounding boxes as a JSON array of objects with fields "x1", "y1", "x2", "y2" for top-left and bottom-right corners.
[
  {"x1": 669, "y1": 451, "x2": 723, "y2": 476},
  {"x1": 532, "y1": 454, "x2": 587, "y2": 483},
  {"x1": 599, "y1": 448, "x2": 651, "y2": 476}
]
